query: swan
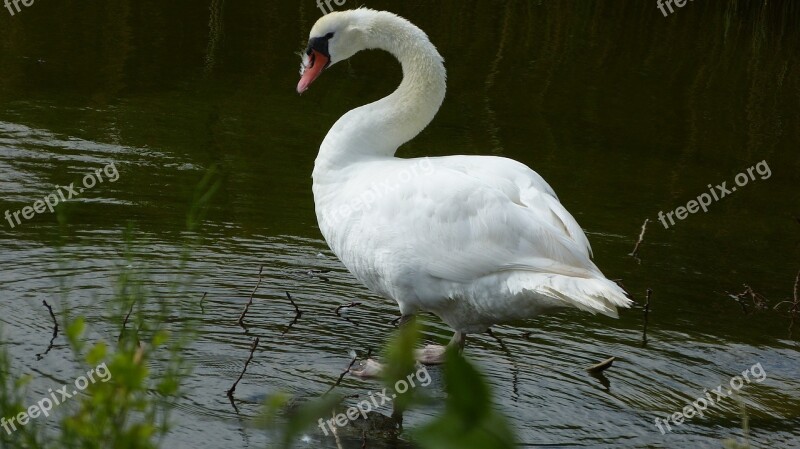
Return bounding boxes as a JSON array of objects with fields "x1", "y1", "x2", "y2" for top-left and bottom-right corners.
[{"x1": 298, "y1": 9, "x2": 632, "y2": 373}]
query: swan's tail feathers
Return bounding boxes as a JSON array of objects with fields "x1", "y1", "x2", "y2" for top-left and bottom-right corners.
[{"x1": 511, "y1": 274, "x2": 634, "y2": 318}]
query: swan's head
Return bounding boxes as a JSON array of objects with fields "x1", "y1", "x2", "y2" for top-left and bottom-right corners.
[{"x1": 297, "y1": 10, "x2": 372, "y2": 94}]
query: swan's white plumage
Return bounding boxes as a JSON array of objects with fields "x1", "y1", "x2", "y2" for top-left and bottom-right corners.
[{"x1": 306, "y1": 9, "x2": 632, "y2": 333}]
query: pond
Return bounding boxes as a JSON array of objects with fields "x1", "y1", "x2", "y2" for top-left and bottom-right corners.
[{"x1": 0, "y1": 1, "x2": 798, "y2": 448}]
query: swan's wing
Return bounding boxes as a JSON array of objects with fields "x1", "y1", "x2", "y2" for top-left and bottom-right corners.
[
  {"x1": 431, "y1": 156, "x2": 593, "y2": 257},
  {"x1": 368, "y1": 156, "x2": 599, "y2": 283},
  {"x1": 366, "y1": 157, "x2": 631, "y2": 316}
]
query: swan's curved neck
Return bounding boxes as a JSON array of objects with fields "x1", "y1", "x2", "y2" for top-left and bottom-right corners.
[{"x1": 316, "y1": 12, "x2": 446, "y2": 167}]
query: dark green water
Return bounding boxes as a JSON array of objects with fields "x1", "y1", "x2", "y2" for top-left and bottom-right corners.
[{"x1": 1, "y1": 1, "x2": 798, "y2": 448}]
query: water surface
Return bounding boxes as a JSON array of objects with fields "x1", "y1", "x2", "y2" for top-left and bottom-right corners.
[{"x1": 1, "y1": 1, "x2": 799, "y2": 448}]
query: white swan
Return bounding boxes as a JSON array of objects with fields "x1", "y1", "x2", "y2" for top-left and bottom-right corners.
[{"x1": 299, "y1": 9, "x2": 632, "y2": 370}]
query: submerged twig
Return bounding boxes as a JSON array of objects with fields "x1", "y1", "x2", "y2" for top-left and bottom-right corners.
[
  {"x1": 335, "y1": 301, "x2": 362, "y2": 327},
  {"x1": 629, "y1": 219, "x2": 650, "y2": 263},
  {"x1": 486, "y1": 328, "x2": 519, "y2": 397},
  {"x1": 36, "y1": 300, "x2": 59, "y2": 360},
  {"x1": 586, "y1": 356, "x2": 616, "y2": 374},
  {"x1": 286, "y1": 291, "x2": 301, "y2": 315},
  {"x1": 774, "y1": 269, "x2": 800, "y2": 315},
  {"x1": 199, "y1": 292, "x2": 207, "y2": 314},
  {"x1": 642, "y1": 288, "x2": 652, "y2": 345},
  {"x1": 281, "y1": 291, "x2": 303, "y2": 335},
  {"x1": 227, "y1": 337, "x2": 259, "y2": 398},
  {"x1": 118, "y1": 301, "x2": 135, "y2": 342},
  {"x1": 588, "y1": 370, "x2": 611, "y2": 391},
  {"x1": 227, "y1": 393, "x2": 241, "y2": 414},
  {"x1": 307, "y1": 268, "x2": 332, "y2": 282},
  {"x1": 727, "y1": 284, "x2": 769, "y2": 314},
  {"x1": 335, "y1": 302, "x2": 362, "y2": 316},
  {"x1": 324, "y1": 350, "x2": 361, "y2": 396},
  {"x1": 237, "y1": 265, "x2": 264, "y2": 327},
  {"x1": 796, "y1": 270, "x2": 799, "y2": 303},
  {"x1": 486, "y1": 328, "x2": 509, "y2": 354},
  {"x1": 330, "y1": 410, "x2": 344, "y2": 449},
  {"x1": 612, "y1": 279, "x2": 636, "y2": 302}
]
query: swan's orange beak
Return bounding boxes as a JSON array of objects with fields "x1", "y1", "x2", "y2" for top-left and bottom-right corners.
[{"x1": 297, "y1": 50, "x2": 330, "y2": 94}]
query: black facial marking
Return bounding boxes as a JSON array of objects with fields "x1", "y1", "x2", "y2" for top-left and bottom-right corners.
[{"x1": 305, "y1": 33, "x2": 335, "y2": 60}]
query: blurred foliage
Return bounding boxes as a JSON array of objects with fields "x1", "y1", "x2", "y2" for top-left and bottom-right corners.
[
  {"x1": 0, "y1": 260, "x2": 191, "y2": 449},
  {"x1": 722, "y1": 398, "x2": 752, "y2": 449},
  {"x1": 260, "y1": 317, "x2": 519, "y2": 449},
  {"x1": 413, "y1": 348, "x2": 517, "y2": 449},
  {"x1": 0, "y1": 170, "x2": 213, "y2": 448}
]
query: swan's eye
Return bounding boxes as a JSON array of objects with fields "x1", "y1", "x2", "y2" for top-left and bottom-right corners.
[{"x1": 325, "y1": 32, "x2": 334, "y2": 39}]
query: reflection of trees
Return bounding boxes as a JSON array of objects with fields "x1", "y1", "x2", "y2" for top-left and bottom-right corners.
[
  {"x1": 0, "y1": 0, "x2": 795, "y2": 156},
  {"x1": 205, "y1": 0, "x2": 226, "y2": 76}
]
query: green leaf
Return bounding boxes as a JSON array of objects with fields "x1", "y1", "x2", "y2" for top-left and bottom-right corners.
[
  {"x1": 442, "y1": 347, "x2": 490, "y2": 426},
  {"x1": 383, "y1": 318, "x2": 420, "y2": 385},
  {"x1": 414, "y1": 349, "x2": 517, "y2": 449},
  {"x1": 86, "y1": 341, "x2": 107, "y2": 365},
  {"x1": 152, "y1": 330, "x2": 169, "y2": 347},
  {"x1": 66, "y1": 317, "x2": 86, "y2": 348}
]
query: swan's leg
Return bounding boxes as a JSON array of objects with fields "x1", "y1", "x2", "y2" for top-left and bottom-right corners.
[
  {"x1": 391, "y1": 314, "x2": 416, "y2": 328},
  {"x1": 350, "y1": 331, "x2": 466, "y2": 377},
  {"x1": 350, "y1": 314, "x2": 415, "y2": 378},
  {"x1": 414, "y1": 331, "x2": 466, "y2": 365},
  {"x1": 348, "y1": 358, "x2": 384, "y2": 378}
]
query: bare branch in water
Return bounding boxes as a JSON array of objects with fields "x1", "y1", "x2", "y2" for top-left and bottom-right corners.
[
  {"x1": 330, "y1": 410, "x2": 344, "y2": 449},
  {"x1": 199, "y1": 292, "x2": 207, "y2": 314},
  {"x1": 286, "y1": 291, "x2": 301, "y2": 315},
  {"x1": 486, "y1": 328, "x2": 519, "y2": 397},
  {"x1": 796, "y1": 270, "x2": 799, "y2": 303},
  {"x1": 334, "y1": 301, "x2": 363, "y2": 327},
  {"x1": 773, "y1": 269, "x2": 800, "y2": 315},
  {"x1": 335, "y1": 301, "x2": 362, "y2": 316},
  {"x1": 119, "y1": 302, "x2": 135, "y2": 342},
  {"x1": 727, "y1": 284, "x2": 769, "y2": 314},
  {"x1": 237, "y1": 265, "x2": 264, "y2": 327},
  {"x1": 629, "y1": 218, "x2": 650, "y2": 263},
  {"x1": 642, "y1": 288, "x2": 652, "y2": 345},
  {"x1": 307, "y1": 268, "x2": 331, "y2": 282},
  {"x1": 324, "y1": 350, "x2": 362, "y2": 396},
  {"x1": 586, "y1": 356, "x2": 616, "y2": 374},
  {"x1": 36, "y1": 300, "x2": 59, "y2": 360},
  {"x1": 227, "y1": 337, "x2": 259, "y2": 398},
  {"x1": 612, "y1": 279, "x2": 636, "y2": 302},
  {"x1": 281, "y1": 291, "x2": 303, "y2": 335}
]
